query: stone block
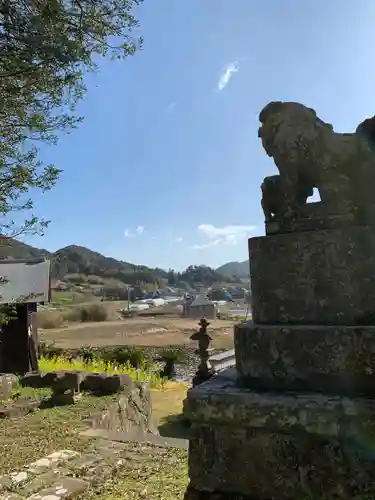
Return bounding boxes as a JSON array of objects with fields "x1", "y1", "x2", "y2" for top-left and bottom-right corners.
[
  {"x1": 184, "y1": 370, "x2": 375, "y2": 499},
  {"x1": 50, "y1": 390, "x2": 82, "y2": 406},
  {"x1": 13, "y1": 471, "x2": 59, "y2": 497},
  {"x1": 46, "y1": 370, "x2": 87, "y2": 392},
  {"x1": 235, "y1": 322, "x2": 375, "y2": 396},
  {"x1": 249, "y1": 226, "x2": 375, "y2": 325},
  {"x1": 27, "y1": 450, "x2": 80, "y2": 474},
  {"x1": 264, "y1": 203, "x2": 355, "y2": 235},
  {"x1": 20, "y1": 371, "x2": 44, "y2": 388},
  {"x1": 134, "y1": 381, "x2": 151, "y2": 418},
  {"x1": 80, "y1": 372, "x2": 107, "y2": 392},
  {"x1": 81, "y1": 372, "x2": 132, "y2": 394},
  {"x1": 27, "y1": 476, "x2": 89, "y2": 499},
  {"x1": 91, "y1": 382, "x2": 153, "y2": 434},
  {"x1": 0, "y1": 374, "x2": 17, "y2": 400},
  {"x1": 0, "y1": 399, "x2": 39, "y2": 419}
]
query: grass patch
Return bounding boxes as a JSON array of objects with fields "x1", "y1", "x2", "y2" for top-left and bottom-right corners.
[
  {"x1": 0, "y1": 390, "x2": 115, "y2": 473},
  {"x1": 79, "y1": 448, "x2": 188, "y2": 500},
  {"x1": 50, "y1": 290, "x2": 92, "y2": 306},
  {"x1": 151, "y1": 383, "x2": 189, "y2": 439},
  {"x1": 38, "y1": 342, "x2": 155, "y2": 372},
  {"x1": 0, "y1": 381, "x2": 188, "y2": 476},
  {"x1": 0, "y1": 382, "x2": 52, "y2": 404},
  {"x1": 38, "y1": 356, "x2": 164, "y2": 388}
]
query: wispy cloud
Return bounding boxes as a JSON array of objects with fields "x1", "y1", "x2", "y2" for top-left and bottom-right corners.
[
  {"x1": 124, "y1": 225, "x2": 145, "y2": 238},
  {"x1": 166, "y1": 101, "x2": 177, "y2": 112},
  {"x1": 217, "y1": 61, "x2": 239, "y2": 91},
  {"x1": 192, "y1": 223, "x2": 255, "y2": 249},
  {"x1": 175, "y1": 237, "x2": 183, "y2": 243}
]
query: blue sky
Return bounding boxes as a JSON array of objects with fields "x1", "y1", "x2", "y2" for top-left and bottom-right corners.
[{"x1": 23, "y1": 0, "x2": 375, "y2": 270}]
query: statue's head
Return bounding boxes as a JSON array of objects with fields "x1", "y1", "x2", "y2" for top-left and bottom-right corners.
[
  {"x1": 356, "y1": 116, "x2": 375, "y2": 152},
  {"x1": 258, "y1": 101, "x2": 333, "y2": 161}
]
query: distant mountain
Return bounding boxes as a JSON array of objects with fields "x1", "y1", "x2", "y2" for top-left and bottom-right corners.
[
  {"x1": 0, "y1": 241, "x2": 164, "y2": 283},
  {"x1": 216, "y1": 260, "x2": 250, "y2": 278},
  {"x1": 0, "y1": 239, "x2": 247, "y2": 285},
  {"x1": 49, "y1": 245, "x2": 162, "y2": 281},
  {"x1": 0, "y1": 239, "x2": 49, "y2": 261}
]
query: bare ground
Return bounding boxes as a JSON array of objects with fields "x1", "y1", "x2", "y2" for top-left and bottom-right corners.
[{"x1": 41, "y1": 316, "x2": 236, "y2": 350}]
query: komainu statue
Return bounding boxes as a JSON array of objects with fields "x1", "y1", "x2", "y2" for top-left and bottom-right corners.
[
  {"x1": 261, "y1": 175, "x2": 313, "y2": 222},
  {"x1": 258, "y1": 101, "x2": 375, "y2": 223}
]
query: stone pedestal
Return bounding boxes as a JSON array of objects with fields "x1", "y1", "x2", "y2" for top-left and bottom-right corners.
[
  {"x1": 184, "y1": 239, "x2": 375, "y2": 500},
  {"x1": 183, "y1": 101, "x2": 375, "y2": 499},
  {"x1": 235, "y1": 323, "x2": 375, "y2": 396},
  {"x1": 184, "y1": 369, "x2": 375, "y2": 499},
  {"x1": 249, "y1": 226, "x2": 375, "y2": 325}
]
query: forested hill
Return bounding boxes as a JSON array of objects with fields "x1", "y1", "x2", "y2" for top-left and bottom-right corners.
[{"x1": 0, "y1": 240, "x2": 244, "y2": 285}]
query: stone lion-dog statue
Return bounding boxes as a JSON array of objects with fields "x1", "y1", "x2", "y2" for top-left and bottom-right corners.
[{"x1": 258, "y1": 101, "x2": 375, "y2": 222}]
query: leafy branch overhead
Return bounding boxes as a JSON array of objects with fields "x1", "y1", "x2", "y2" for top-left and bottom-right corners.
[{"x1": 0, "y1": 0, "x2": 143, "y2": 237}]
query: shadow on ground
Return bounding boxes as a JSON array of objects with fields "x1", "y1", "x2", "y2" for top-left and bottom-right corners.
[{"x1": 157, "y1": 414, "x2": 191, "y2": 440}]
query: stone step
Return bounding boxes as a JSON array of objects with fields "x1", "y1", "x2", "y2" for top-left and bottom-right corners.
[
  {"x1": 80, "y1": 428, "x2": 189, "y2": 450},
  {"x1": 0, "y1": 434, "x2": 188, "y2": 500},
  {"x1": 235, "y1": 322, "x2": 375, "y2": 397},
  {"x1": 185, "y1": 368, "x2": 375, "y2": 499}
]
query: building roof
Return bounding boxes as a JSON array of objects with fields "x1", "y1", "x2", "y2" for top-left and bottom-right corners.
[{"x1": 190, "y1": 294, "x2": 212, "y2": 307}]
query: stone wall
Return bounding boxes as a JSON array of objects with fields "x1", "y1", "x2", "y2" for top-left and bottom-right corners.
[{"x1": 0, "y1": 370, "x2": 154, "y2": 435}]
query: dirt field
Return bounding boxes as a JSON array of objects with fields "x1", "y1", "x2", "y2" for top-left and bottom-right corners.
[{"x1": 41, "y1": 316, "x2": 236, "y2": 350}]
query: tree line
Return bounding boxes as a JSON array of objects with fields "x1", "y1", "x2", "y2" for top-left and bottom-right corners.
[
  {"x1": 0, "y1": 0, "x2": 143, "y2": 239},
  {"x1": 0, "y1": 0, "x2": 143, "y2": 322}
]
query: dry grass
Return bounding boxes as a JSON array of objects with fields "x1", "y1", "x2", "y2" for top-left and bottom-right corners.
[
  {"x1": 41, "y1": 315, "x2": 235, "y2": 349},
  {"x1": 66, "y1": 303, "x2": 108, "y2": 322},
  {"x1": 79, "y1": 448, "x2": 188, "y2": 500},
  {"x1": 37, "y1": 301, "x2": 130, "y2": 328},
  {"x1": 37, "y1": 304, "x2": 115, "y2": 328},
  {"x1": 36, "y1": 309, "x2": 65, "y2": 329}
]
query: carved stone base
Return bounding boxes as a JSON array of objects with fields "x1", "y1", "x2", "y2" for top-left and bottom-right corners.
[
  {"x1": 184, "y1": 369, "x2": 375, "y2": 499},
  {"x1": 264, "y1": 203, "x2": 356, "y2": 235},
  {"x1": 249, "y1": 227, "x2": 375, "y2": 325},
  {"x1": 235, "y1": 322, "x2": 375, "y2": 396}
]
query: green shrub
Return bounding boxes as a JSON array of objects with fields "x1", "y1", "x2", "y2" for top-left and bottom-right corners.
[
  {"x1": 159, "y1": 348, "x2": 187, "y2": 364},
  {"x1": 99, "y1": 346, "x2": 150, "y2": 369},
  {"x1": 127, "y1": 346, "x2": 151, "y2": 370},
  {"x1": 78, "y1": 304, "x2": 108, "y2": 322},
  {"x1": 77, "y1": 346, "x2": 96, "y2": 364}
]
